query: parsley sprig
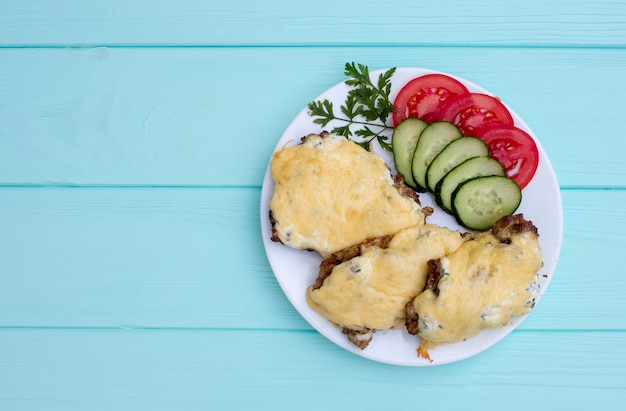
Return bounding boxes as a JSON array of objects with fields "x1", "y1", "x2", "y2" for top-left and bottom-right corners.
[{"x1": 307, "y1": 63, "x2": 396, "y2": 151}]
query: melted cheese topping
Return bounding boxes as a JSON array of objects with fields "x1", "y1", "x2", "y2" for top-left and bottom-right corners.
[
  {"x1": 307, "y1": 225, "x2": 467, "y2": 330},
  {"x1": 270, "y1": 134, "x2": 424, "y2": 257},
  {"x1": 412, "y1": 231, "x2": 542, "y2": 348}
]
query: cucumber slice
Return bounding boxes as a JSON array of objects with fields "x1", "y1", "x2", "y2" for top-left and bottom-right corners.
[
  {"x1": 411, "y1": 122, "x2": 462, "y2": 190},
  {"x1": 452, "y1": 176, "x2": 521, "y2": 231},
  {"x1": 425, "y1": 136, "x2": 489, "y2": 193},
  {"x1": 392, "y1": 118, "x2": 428, "y2": 188},
  {"x1": 436, "y1": 156, "x2": 505, "y2": 212}
]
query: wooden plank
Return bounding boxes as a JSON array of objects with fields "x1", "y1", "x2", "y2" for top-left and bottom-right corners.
[
  {"x1": 1, "y1": 0, "x2": 625, "y2": 47},
  {"x1": 0, "y1": 187, "x2": 306, "y2": 329},
  {"x1": 0, "y1": 187, "x2": 624, "y2": 330},
  {"x1": 0, "y1": 47, "x2": 625, "y2": 187},
  {"x1": 0, "y1": 328, "x2": 624, "y2": 410}
]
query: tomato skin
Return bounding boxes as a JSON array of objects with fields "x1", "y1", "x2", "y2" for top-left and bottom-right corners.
[
  {"x1": 436, "y1": 93, "x2": 514, "y2": 136},
  {"x1": 392, "y1": 74, "x2": 468, "y2": 126},
  {"x1": 475, "y1": 126, "x2": 539, "y2": 189}
]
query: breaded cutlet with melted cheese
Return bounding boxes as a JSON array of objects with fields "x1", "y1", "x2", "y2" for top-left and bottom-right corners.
[
  {"x1": 269, "y1": 133, "x2": 424, "y2": 257},
  {"x1": 306, "y1": 224, "x2": 468, "y2": 349}
]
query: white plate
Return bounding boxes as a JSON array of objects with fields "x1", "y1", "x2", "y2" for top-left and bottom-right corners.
[{"x1": 260, "y1": 67, "x2": 563, "y2": 366}]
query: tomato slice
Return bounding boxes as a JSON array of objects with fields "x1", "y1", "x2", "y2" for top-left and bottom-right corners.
[
  {"x1": 392, "y1": 74, "x2": 468, "y2": 126},
  {"x1": 475, "y1": 126, "x2": 539, "y2": 189},
  {"x1": 436, "y1": 93, "x2": 514, "y2": 136}
]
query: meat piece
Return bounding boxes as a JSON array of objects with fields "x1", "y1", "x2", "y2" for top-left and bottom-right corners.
[
  {"x1": 297, "y1": 131, "x2": 331, "y2": 144},
  {"x1": 307, "y1": 224, "x2": 467, "y2": 350},
  {"x1": 405, "y1": 258, "x2": 443, "y2": 336},
  {"x1": 393, "y1": 173, "x2": 421, "y2": 206},
  {"x1": 424, "y1": 259, "x2": 443, "y2": 297},
  {"x1": 341, "y1": 327, "x2": 373, "y2": 350},
  {"x1": 312, "y1": 236, "x2": 393, "y2": 290},
  {"x1": 268, "y1": 209, "x2": 282, "y2": 244},
  {"x1": 268, "y1": 132, "x2": 425, "y2": 256},
  {"x1": 408, "y1": 214, "x2": 543, "y2": 352},
  {"x1": 492, "y1": 213, "x2": 538, "y2": 243},
  {"x1": 405, "y1": 300, "x2": 419, "y2": 335},
  {"x1": 333, "y1": 236, "x2": 393, "y2": 263},
  {"x1": 270, "y1": 168, "x2": 424, "y2": 247}
]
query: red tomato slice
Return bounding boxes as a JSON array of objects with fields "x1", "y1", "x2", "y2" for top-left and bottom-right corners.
[
  {"x1": 392, "y1": 74, "x2": 469, "y2": 126},
  {"x1": 475, "y1": 126, "x2": 539, "y2": 189},
  {"x1": 437, "y1": 93, "x2": 514, "y2": 136}
]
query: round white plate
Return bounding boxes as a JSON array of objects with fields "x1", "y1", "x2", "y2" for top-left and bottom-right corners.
[{"x1": 260, "y1": 67, "x2": 563, "y2": 366}]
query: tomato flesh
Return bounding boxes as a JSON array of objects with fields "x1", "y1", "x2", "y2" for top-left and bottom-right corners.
[
  {"x1": 475, "y1": 126, "x2": 539, "y2": 189},
  {"x1": 392, "y1": 74, "x2": 538, "y2": 189},
  {"x1": 392, "y1": 74, "x2": 468, "y2": 126},
  {"x1": 437, "y1": 93, "x2": 514, "y2": 136}
]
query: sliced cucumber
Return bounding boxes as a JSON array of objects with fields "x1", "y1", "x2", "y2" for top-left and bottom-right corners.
[
  {"x1": 392, "y1": 118, "x2": 428, "y2": 188},
  {"x1": 436, "y1": 156, "x2": 505, "y2": 213},
  {"x1": 425, "y1": 136, "x2": 489, "y2": 193},
  {"x1": 452, "y1": 176, "x2": 521, "y2": 231},
  {"x1": 411, "y1": 121, "x2": 462, "y2": 190}
]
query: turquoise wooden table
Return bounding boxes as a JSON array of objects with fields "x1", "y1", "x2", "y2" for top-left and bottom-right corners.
[{"x1": 1, "y1": 1, "x2": 625, "y2": 409}]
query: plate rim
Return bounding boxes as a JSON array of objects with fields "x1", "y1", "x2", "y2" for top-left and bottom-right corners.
[{"x1": 260, "y1": 66, "x2": 563, "y2": 366}]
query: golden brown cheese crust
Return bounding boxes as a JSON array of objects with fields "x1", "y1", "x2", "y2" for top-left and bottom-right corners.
[
  {"x1": 269, "y1": 133, "x2": 424, "y2": 257},
  {"x1": 411, "y1": 218, "x2": 542, "y2": 350},
  {"x1": 306, "y1": 224, "x2": 467, "y2": 344}
]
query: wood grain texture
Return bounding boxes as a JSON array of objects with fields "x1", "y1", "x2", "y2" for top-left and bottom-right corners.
[
  {"x1": 0, "y1": 329, "x2": 624, "y2": 410},
  {"x1": 1, "y1": 0, "x2": 625, "y2": 47},
  {"x1": 0, "y1": 47, "x2": 625, "y2": 187},
  {"x1": 0, "y1": 188, "x2": 623, "y2": 331},
  {"x1": 1, "y1": 1, "x2": 625, "y2": 408}
]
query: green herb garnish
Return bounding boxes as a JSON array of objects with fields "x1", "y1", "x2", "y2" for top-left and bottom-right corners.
[{"x1": 308, "y1": 62, "x2": 396, "y2": 151}]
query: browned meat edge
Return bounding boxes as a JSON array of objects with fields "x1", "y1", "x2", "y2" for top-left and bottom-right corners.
[
  {"x1": 268, "y1": 209, "x2": 282, "y2": 244},
  {"x1": 404, "y1": 258, "x2": 442, "y2": 335},
  {"x1": 342, "y1": 328, "x2": 373, "y2": 350},
  {"x1": 424, "y1": 259, "x2": 443, "y2": 297},
  {"x1": 405, "y1": 299, "x2": 420, "y2": 336},
  {"x1": 492, "y1": 213, "x2": 539, "y2": 243},
  {"x1": 392, "y1": 173, "x2": 421, "y2": 206},
  {"x1": 311, "y1": 235, "x2": 393, "y2": 291}
]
